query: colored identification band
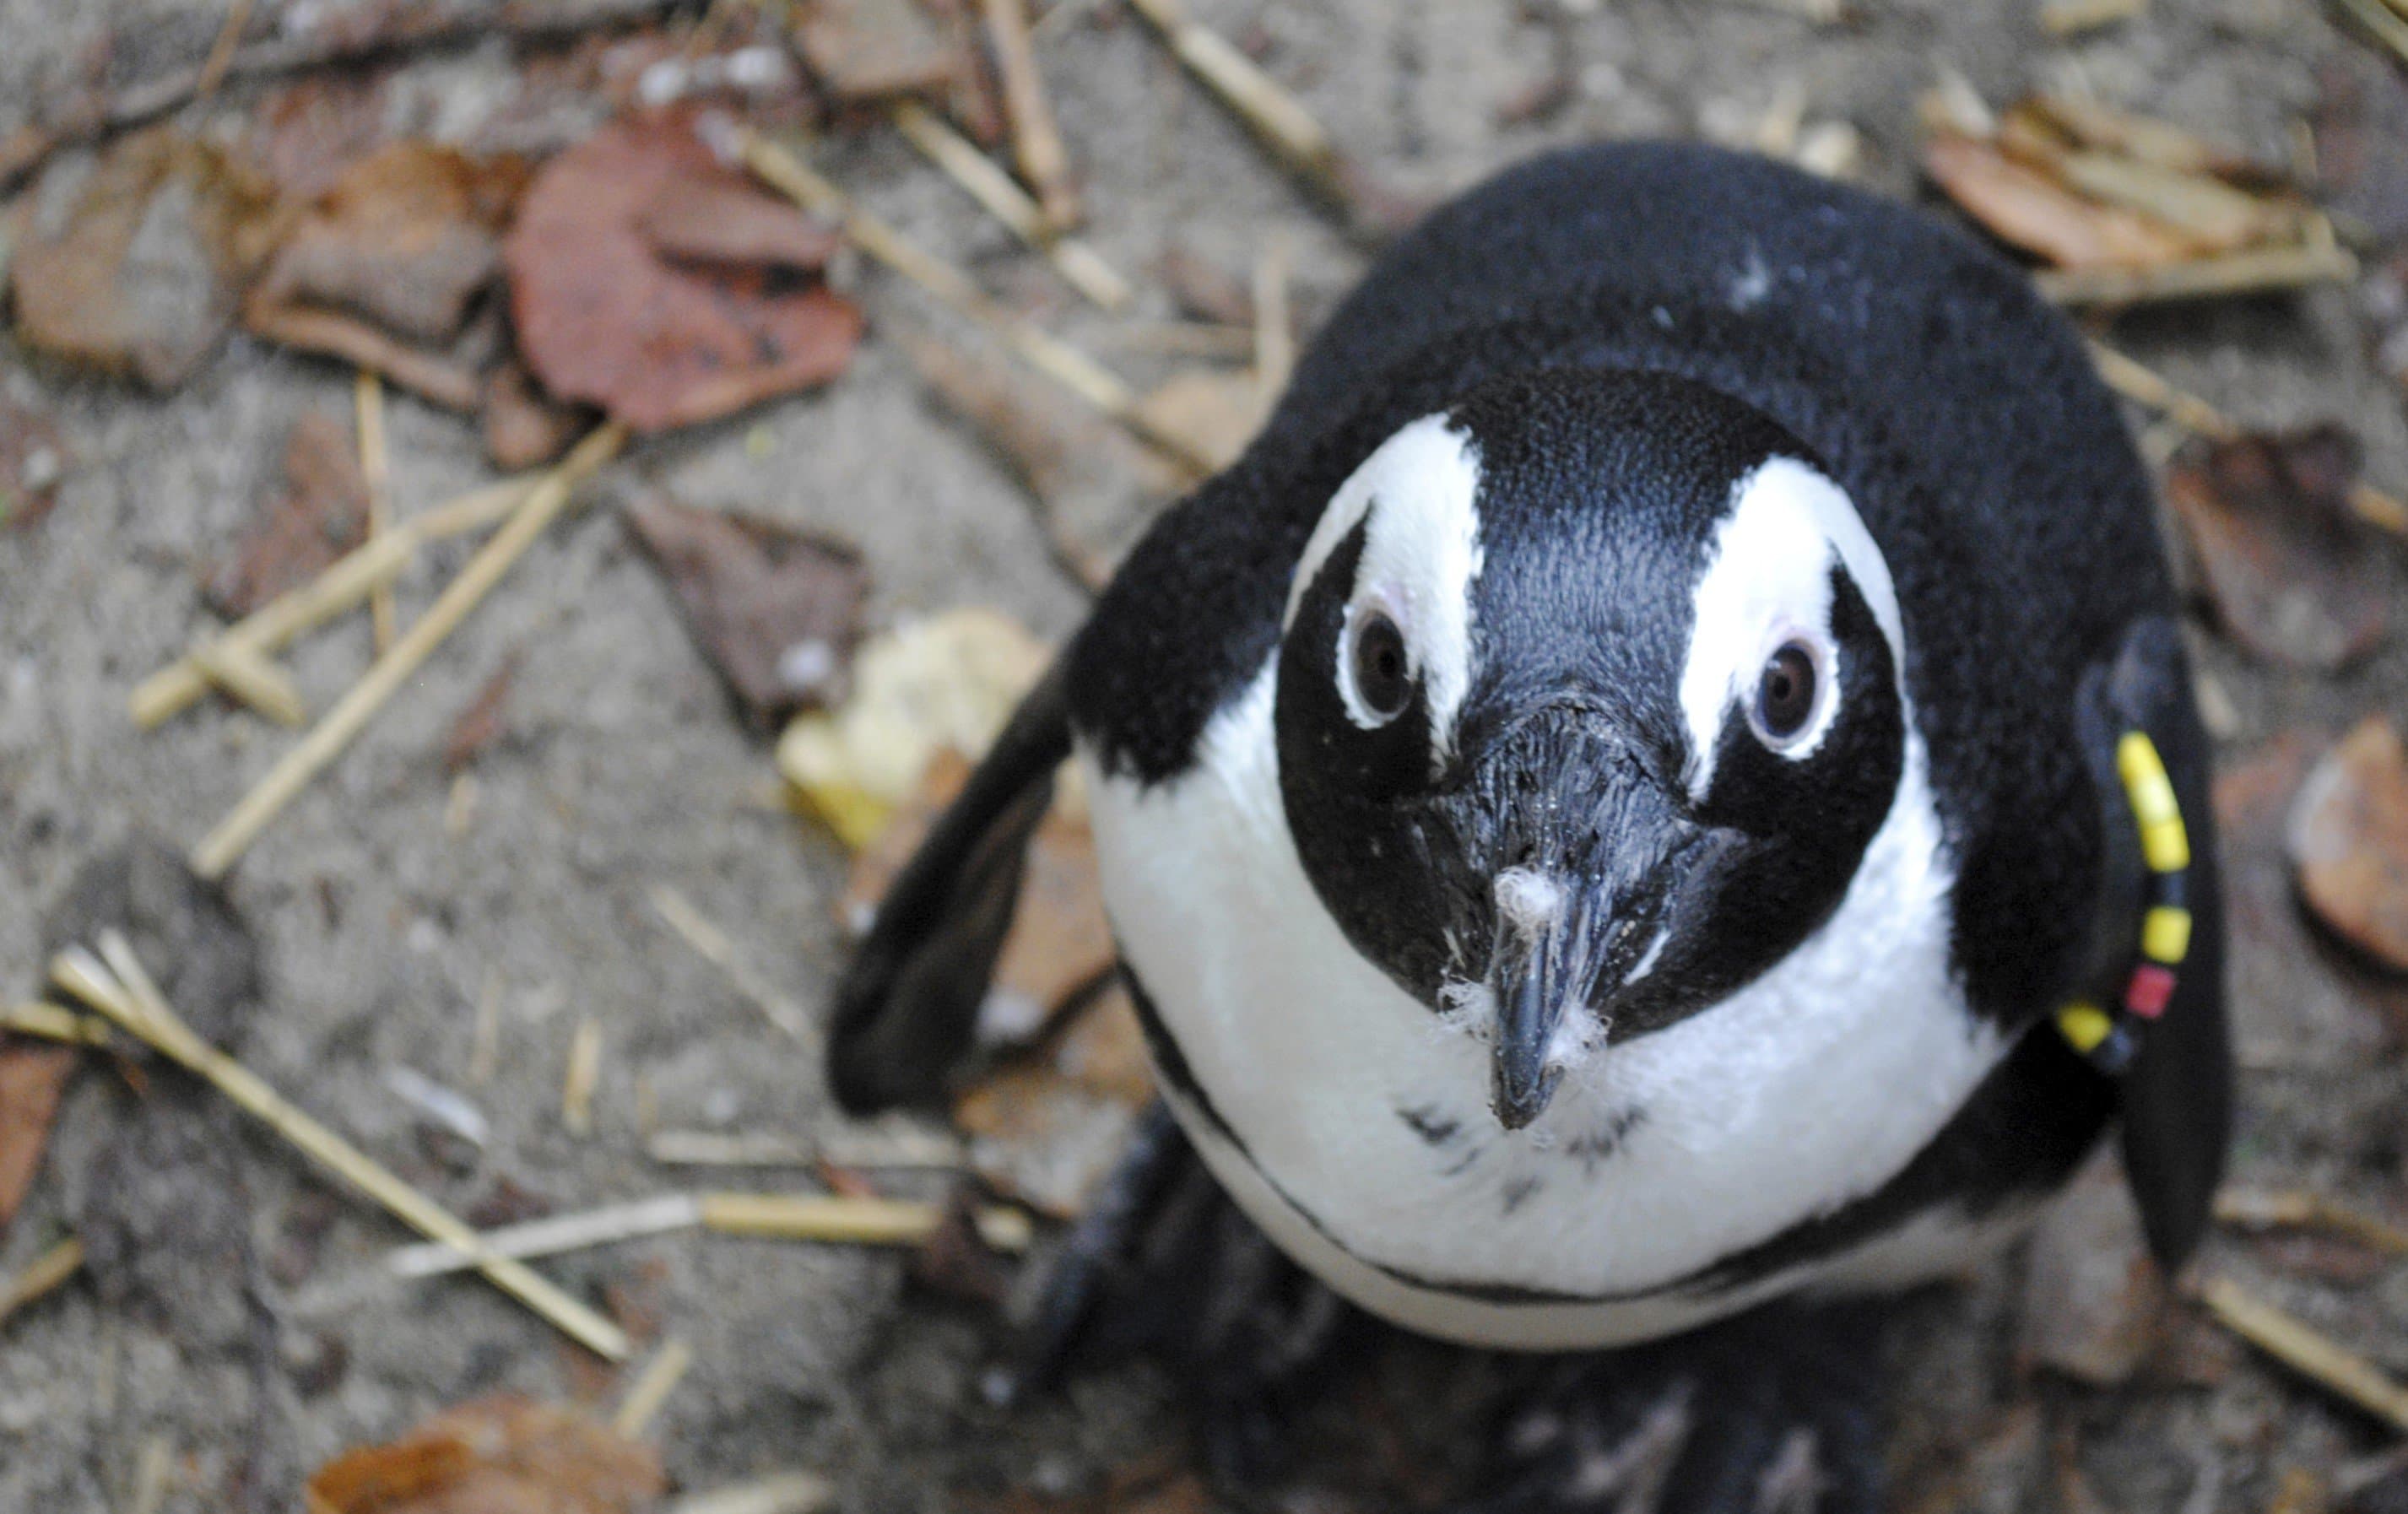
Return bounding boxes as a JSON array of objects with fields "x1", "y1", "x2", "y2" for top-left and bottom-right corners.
[{"x1": 2059, "y1": 730, "x2": 2192, "y2": 1072}]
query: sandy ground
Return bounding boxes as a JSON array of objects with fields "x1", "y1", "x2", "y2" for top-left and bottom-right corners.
[{"x1": 4, "y1": 0, "x2": 2408, "y2": 1510}]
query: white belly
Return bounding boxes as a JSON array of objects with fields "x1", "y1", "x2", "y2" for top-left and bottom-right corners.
[{"x1": 1080, "y1": 657, "x2": 2013, "y2": 1349}]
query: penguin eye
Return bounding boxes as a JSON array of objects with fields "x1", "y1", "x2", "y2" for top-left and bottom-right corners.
[
  {"x1": 1346, "y1": 608, "x2": 1414, "y2": 725},
  {"x1": 1751, "y1": 640, "x2": 1820, "y2": 748}
]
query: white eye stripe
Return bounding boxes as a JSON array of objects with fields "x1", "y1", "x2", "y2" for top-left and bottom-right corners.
[
  {"x1": 1680, "y1": 458, "x2": 1903, "y2": 800},
  {"x1": 1287, "y1": 414, "x2": 1486, "y2": 764}
]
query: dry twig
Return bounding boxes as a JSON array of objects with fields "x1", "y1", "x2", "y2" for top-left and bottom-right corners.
[
  {"x1": 387, "y1": 1194, "x2": 702, "y2": 1278},
  {"x1": 649, "y1": 885, "x2": 816, "y2": 1045},
  {"x1": 700, "y1": 1192, "x2": 1032, "y2": 1251},
  {"x1": 2039, "y1": 0, "x2": 2145, "y2": 35},
  {"x1": 193, "y1": 0, "x2": 257, "y2": 101},
  {"x1": 185, "y1": 637, "x2": 306, "y2": 727},
  {"x1": 0, "y1": 1237, "x2": 84, "y2": 1328},
  {"x1": 615, "y1": 1337, "x2": 694, "y2": 1437},
  {"x1": 355, "y1": 370, "x2": 398, "y2": 654},
  {"x1": 668, "y1": 1473, "x2": 834, "y2": 1514},
  {"x1": 2036, "y1": 244, "x2": 2357, "y2": 307},
  {"x1": 2216, "y1": 1187, "x2": 2408, "y2": 1256},
  {"x1": 890, "y1": 101, "x2": 1129, "y2": 309},
  {"x1": 51, "y1": 938, "x2": 630, "y2": 1360},
  {"x1": 982, "y1": 0, "x2": 1079, "y2": 230},
  {"x1": 564, "y1": 1019, "x2": 602, "y2": 1138},
  {"x1": 2196, "y1": 1274, "x2": 2408, "y2": 1433},
  {"x1": 739, "y1": 133, "x2": 1211, "y2": 473},
  {"x1": 190, "y1": 425, "x2": 626, "y2": 878},
  {"x1": 0, "y1": 1002, "x2": 111, "y2": 1046},
  {"x1": 2336, "y1": 0, "x2": 2408, "y2": 68},
  {"x1": 132, "y1": 473, "x2": 544, "y2": 728}
]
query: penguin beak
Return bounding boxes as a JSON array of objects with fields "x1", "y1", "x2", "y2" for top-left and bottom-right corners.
[{"x1": 1475, "y1": 746, "x2": 1693, "y2": 1131}]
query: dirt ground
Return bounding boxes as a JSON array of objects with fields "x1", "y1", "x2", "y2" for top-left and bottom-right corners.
[{"x1": 4, "y1": 0, "x2": 2408, "y2": 1510}]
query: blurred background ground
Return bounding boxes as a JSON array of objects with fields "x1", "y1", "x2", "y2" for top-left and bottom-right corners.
[{"x1": 3, "y1": 0, "x2": 2408, "y2": 1511}]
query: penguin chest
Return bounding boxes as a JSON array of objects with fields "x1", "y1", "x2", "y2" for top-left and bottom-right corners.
[{"x1": 1079, "y1": 658, "x2": 2013, "y2": 1350}]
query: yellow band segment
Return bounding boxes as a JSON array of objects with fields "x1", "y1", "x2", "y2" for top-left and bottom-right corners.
[
  {"x1": 2116, "y1": 732, "x2": 2191, "y2": 872},
  {"x1": 2058, "y1": 1002, "x2": 2113, "y2": 1053},
  {"x1": 2141, "y1": 906, "x2": 2193, "y2": 965}
]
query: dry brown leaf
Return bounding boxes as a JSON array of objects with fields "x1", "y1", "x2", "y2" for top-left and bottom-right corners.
[
  {"x1": 1923, "y1": 132, "x2": 2195, "y2": 270},
  {"x1": 303, "y1": 1395, "x2": 664, "y2": 1514},
  {"x1": 0, "y1": 1046, "x2": 76, "y2": 1234},
  {"x1": 249, "y1": 142, "x2": 530, "y2": 346},
  {"x1": 206, "y1": 411, "x2": 370, "y2": 619},
  {"x1": 11, "y1": 128, "x2": 285, "y2": 389},
  {"x1": 2289, "y1": 717, "x2": 2408, "y2": 974},
  {"x1": 483, "y1": 361, "x2": 587, "y2": 471},
  {"x1": 842, "y1": 749, "x2": 1117, "y2": 1030},
  {"x1": 2165, "y1": 430, "x2": 2393, "y2": 671},
  {"x1": 795, "y1": 0, "x2": 975, "y2": 105},
  {"x1": 626, "y1": 497, "x2": 869, "y2": 730},
  {"x1": 505, "y1": 113, "x2": 865, "y2": 432},
  {"x1": 442, "y1": 658, "x2": 520, "y2": 774},
  {"x1": 953, "y1": 987, "x2": 1155, "y2": 1217},
  {"x1": 636, "y1": 176, "x2": 841, "y2": 270},
  {"x1": 248, "y1": 72, "x2": 397, "y2": 198},
  {"x1": 0, "y1": 392, "x2": 70, "y2": 532}
]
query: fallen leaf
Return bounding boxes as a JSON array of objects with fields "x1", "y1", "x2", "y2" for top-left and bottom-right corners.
[
  {"x1": 206, "y1": 410, "x2": 371, "y2": 619},
  {"x1": 777, "y1": 608, "x2": 1050, "y2": 847},
  {"x1": 244, "y1": 300, "x2": 486, "y2": 411},
  {"x1": 0, "y1": 1046, "x2": 76, "y2": 1234},
  {"x1": 504, "y1": 112, "x2": 865, "y2": 432},
  {"x1": 1134, "y1": 367, "x2": 1270, "y2": 473},
  {"x1": 304, "y1": 1395, "x2": 664, "y2": 1514},
  {"x1": 2289, "y1": 716, "x2": 2408, "y2": 973},
  {"x1": 0, "y1": 392, "x2": 71, "y2": 531},
  {"x1": 11, "y1": 128, "x2": 286, "y2": 388},
  {"x1": 842, "y1": 749, "x2": 1117, "y2": 1034},
  {"x1": 443, "y1": 657, "x2": 520, "y2": 774},
  {"x1": 249, "y1": 142, "x2": 530, "y2": 346},
  {"x1": 249, "y1": 71, "x2": 397, "y2": 199},
  {"x1": 483, "y1": 360, "x2": 588, "y2": 470},
  {"x1": 2165, "y1": 429, "x2": 2393, "y2": 671},
  {"x1": 953, "y1": 987, "x2": 1155, "y2": 1217},
  {"x1": 795, "y1": 0, "x2": 975, "y2": 105},
  {"x1": 636, "y1": 176, "x2": 841, "y2": 269},
  {"x1": 1924, "y1": 132, "x2": 2195, "y2": 269},
  {"x1": 625, "y1": 498, "x2": 869, "y2": 731},
  {"x1": 2018, "y1": 1154, "x2": 2169, "y2": 1386}
]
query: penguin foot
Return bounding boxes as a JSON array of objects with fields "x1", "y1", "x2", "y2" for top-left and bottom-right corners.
[
  {"x1": 999, "y1": 1102, "x2": 1365, "y2": 1503},
  {"x1": 1448, "y1": 1300, "x2": 1888, "y2": 1514}
]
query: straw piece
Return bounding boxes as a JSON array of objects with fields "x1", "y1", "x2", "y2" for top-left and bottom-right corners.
[
  {"x1": 1123, "y1": 0, "x2": 1344, "y2": 204},
  {"x1": 2035, "y1": 243, "x2": 2357, "y2": 306},
  {"x1": 648, "y1": 885, "x2": 816, "y2": 1046},
  {"x1": 2337, "y1": 0, "x2": 2408, "y2": 66},
  {"x1": 192, "y1": 0, "x2": 257, "y2": 101},
  {"x1": 668, "y1": 1472, "x2": 834, "y2": 1514},
  {"x1": 387, "y1": 1194, "x2": 703, "y2": 1279},
  {"x1": 699, "y1": 1192, "x2": 1032, "y2": 1252},
  {"x1": 1107, "y1": 321, "x2": 1258, "y2": 360},
  {"x1": 614, "y1": 1337, "x2": 693, "y2": 1438},
  {"x1": 1, "y1": 1002, "x2": 112, "y2": 1046},
  {"x1": 0, "y1": 1237, "x2": 84, "y2": 1327},
  {"x1": 982, "y1": 0, "x2": 1079, "y2": 230},
  {"x1": 2039, "y1": 0, "x2": 2145, "y2": 35},
  {"x1": 186, "y1": 637, "x2": 306, "y2": 727},
  {"x1": 890, "y1": 101, "x2": 1130, "y2": 310},
  {"x1": 2088, "y1": 340, "x2": 2408, "y2": 537},
  {"x1": 124, "y1": 1434, "x2": 174, "y2": 1514},
  {"x1": 2216, "y1": 1187, "x2": 2408, "y2": 1256},
  {"x1": 442, "y1": 771, "x2": 479, "y2": 838},
  {"x1": 739, "y1": 135, "x2": 1210, "y2": 471},
  {"x1": 563, "y1": 1019, "x2": 602, "y2": 1138},
  {"x1": 355, "y1": 370, "x2": 398, "y2": 654},
  {"x1": 53, "y1": 938, "x2": 630, "y2": 1360},
  {"x1": 190, "y1": 424, "x2": 626, "y2": 878},
  {"x1": 131, "y1": 473, "x2": 542, "y2": 729},
  {"x1": 2197, "y1": 1274, "x2": 2408, "y2": 1432},
  {"x1": 1253, "y1": 235, "x2": 1295, "y2": 396}
]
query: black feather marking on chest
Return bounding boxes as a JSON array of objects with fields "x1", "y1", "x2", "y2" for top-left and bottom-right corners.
[{"x1": 1071, "y1": 142, "x2": 2167, "y2": 1025}]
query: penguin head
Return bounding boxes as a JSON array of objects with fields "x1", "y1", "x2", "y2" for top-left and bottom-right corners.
[{"x1": 1274, "y1": 368, "x2": 1910, "y2": 1130}]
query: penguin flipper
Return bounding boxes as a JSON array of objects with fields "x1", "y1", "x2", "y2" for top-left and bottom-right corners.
[
  {"x1": 2075, "y1": 616, "x2": 2231, "y2": 1273},
  {"x1": 828, "y1": 658, "x2": 1073, "y2": 1113}
]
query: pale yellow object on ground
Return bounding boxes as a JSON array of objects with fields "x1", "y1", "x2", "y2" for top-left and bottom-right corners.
[{"x1": 776, "y1": 608, "x2": 1050, "y2": 849}]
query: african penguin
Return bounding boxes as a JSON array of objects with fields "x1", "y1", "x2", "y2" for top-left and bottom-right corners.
[{"x1": 831, "y1": 141, "x2": 2230, "y2": 1509}]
